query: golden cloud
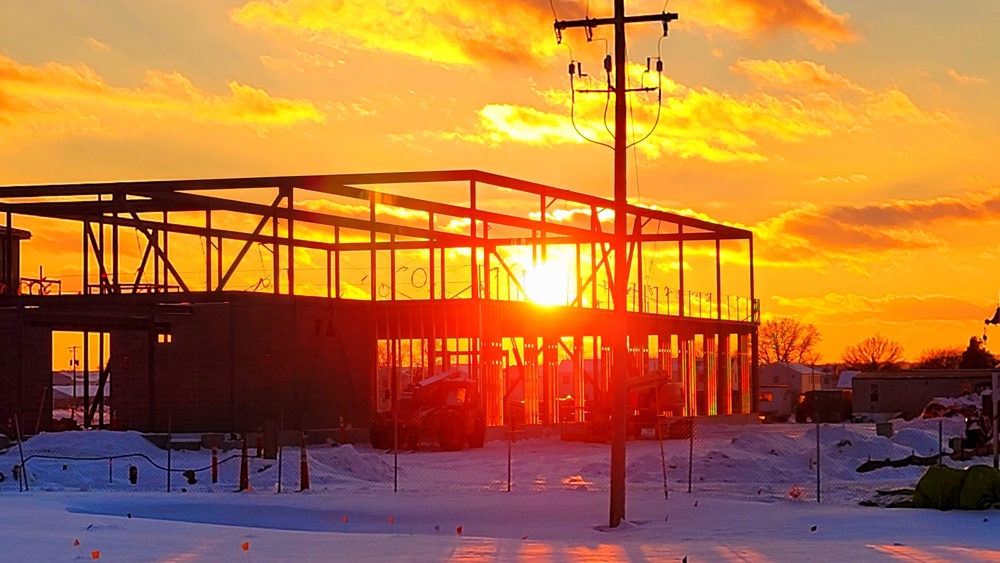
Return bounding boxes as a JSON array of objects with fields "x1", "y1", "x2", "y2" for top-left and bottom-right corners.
[
  {"x1": 0, "y1": 54, "x2": 325, "y2": 143},
  {"x1": 231, "y1": 0, "x2": 557, "y2": 68},
  {"x1": 260, "y1": 49, "x2": 343, "y2": 73},
  {"x1": 732, "y1": 59, "x2": 861, "y2": 92},
  {"x1": 435, "y1": 60, "x2": 946, "y2": 162}
]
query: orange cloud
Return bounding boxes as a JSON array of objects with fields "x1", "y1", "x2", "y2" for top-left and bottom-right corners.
[
  {"x1": 84, "y1": 38, "x2": 110, "y2": 53},
  {"x1": 0, "y1": 54, "x2": 325, "y2": 143},
  {"x1": 231, "y1": 0, "x2": 557, "y2": 68},
  {"x1": 771, "y1": 293, "x2": 985, "y2": 325},
  {"x1": 806, "y1": 174, "x2": 868, "y2": 186},
  {"x1": 948, "y1": 68, "x2": 987, "y2": 86},
  {"x1": 751, "y1": 188, "x2": 1000, "y2": 274},
  {"x1": 822, "y1": 191, "x2": 1000, "y2": 228},
  {"x1": 680, "y1": 0, "x2": 856, "y2": 49}
]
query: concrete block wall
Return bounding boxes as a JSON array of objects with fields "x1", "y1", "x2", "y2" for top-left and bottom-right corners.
[
  {"x1": 0, "y1": 310, "x2": 52, "y2": 435},
  {"x1": 111, "y1": 295, "x2": 375, "y2": 433}
]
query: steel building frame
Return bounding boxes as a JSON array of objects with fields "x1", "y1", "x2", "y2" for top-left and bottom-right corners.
[{"x1": 1, "y1": 170, "x2": 759, "y2": 429}]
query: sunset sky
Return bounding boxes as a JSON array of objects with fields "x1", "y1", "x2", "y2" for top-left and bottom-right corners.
[{"x1": 3, "y1": 0, "x2": 1000, "y2": 365}]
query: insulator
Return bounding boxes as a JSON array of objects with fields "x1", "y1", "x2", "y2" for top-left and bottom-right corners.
[
  {"x1": 603, "y1": 54, "x2": 612, "y2": 73},
  {"x1": 568, "y1": 62, "x2": 575, "y2": 76},
  {"x1": 656, "y1": 59, "x2": 663, "y2": 73}
]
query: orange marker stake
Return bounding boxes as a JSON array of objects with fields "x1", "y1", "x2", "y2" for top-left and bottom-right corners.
[
  {"x1": 342, "y1": 515, "x2": 349, "y2": 524},
  {"x1": 388, "y1": 515, "x2": 394, "y2": 524},
  {"x1": 456, "y1": 526, "x2": 463, "y2": 535},
  {"x1": 211, "y1": 446, "x2": 218, "y2": 484},
  {"x1": 91, "y1": 550, "x2": 100, "y2": 560},
  {"x1": 299, "y1": 433, "x2": 310, "y2": 491},
  {"x1": 241, "y1": 542, "x2": 250, "y2": 551},
  {"x1": 73, "y1": 539, "x2": 80, "y2": 547}
]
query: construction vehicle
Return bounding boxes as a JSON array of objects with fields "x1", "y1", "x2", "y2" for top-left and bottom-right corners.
[
  {"x1": 794, "y1": 389, "x2": 852, "y2": 423},
  {"x1": 560, "y1": 371, "x2": 689, "y2": 442},
  {"x1": 628, "y1": 371, "x2": 688, "y2": 438},
  {"x1": 369, "y1": 368, "x2": 486, "y2": 451}
]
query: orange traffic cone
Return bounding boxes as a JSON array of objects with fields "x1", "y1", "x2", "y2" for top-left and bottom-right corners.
[{"x1": 299, "y1": 432, "x2": 310, "y2": 491}]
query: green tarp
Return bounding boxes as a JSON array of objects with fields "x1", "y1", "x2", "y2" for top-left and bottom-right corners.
[{"x1": 913, "y1": 465, "x2": 1000, "y2": 510}]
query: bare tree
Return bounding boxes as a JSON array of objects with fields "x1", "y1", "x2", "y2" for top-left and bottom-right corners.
[
  {"x1": 758, "y1": 317, "x2": 822, "y2": 366},
  {"x1": 842, "y1": 334, "x2": 904, "y2": 371},
  {"x1": 915, "y1": 347, "x2": 963, "y2": 370}
]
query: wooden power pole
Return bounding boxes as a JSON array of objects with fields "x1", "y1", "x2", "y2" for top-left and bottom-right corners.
[{"x1": 555, "y1": 1, "x2": 677, "y2": 528}]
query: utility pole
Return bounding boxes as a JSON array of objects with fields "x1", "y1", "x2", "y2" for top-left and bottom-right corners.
[{"x1": 555, "y1": 2, "x2": 677, "y2": 528}]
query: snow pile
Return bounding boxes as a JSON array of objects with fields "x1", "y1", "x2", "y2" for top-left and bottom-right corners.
[
  {"x1": 930, "y1": 390, "x2": 989, "y2": 409},
  {"x1": 16, "y1": 430, "x2": 163, "y2": 458},
  {"x1": 309, "y1": 444, "x2": 395, "y2": 485},
  {"x1": 0, "y1": 421, "x2": 987, "y2": 503}
]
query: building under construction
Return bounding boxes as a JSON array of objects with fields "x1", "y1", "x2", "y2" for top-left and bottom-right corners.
[{"x1": 0, "y1": 170, "x2": 759, "y2": 434}]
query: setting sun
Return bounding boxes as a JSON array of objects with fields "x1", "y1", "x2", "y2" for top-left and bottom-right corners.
[{"x1": 523, "y1": 262, "x2": 573, "y2": 306}]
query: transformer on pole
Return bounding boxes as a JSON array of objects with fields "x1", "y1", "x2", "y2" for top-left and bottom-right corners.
[{"x1": 554, "y1": 1, "x2": 678, "y2": 528}]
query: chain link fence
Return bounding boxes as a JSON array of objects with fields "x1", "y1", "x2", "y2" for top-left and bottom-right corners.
[{"x1": 1, "y1": 415, "x2": 990, "y2": 504}]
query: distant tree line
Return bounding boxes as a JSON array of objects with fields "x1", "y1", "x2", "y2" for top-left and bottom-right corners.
[{"x1": 758, "y1": 316, "x2": 997, "y2": 371}]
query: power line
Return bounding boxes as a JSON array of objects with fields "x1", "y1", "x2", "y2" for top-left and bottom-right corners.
[{"x1": 554, "y1": 0, "x2": 678, "y2": 530}]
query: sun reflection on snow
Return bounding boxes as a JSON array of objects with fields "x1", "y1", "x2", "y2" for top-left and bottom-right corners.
[{"x1": 868, "y1": 544, "x2": 950, "y2": 562}]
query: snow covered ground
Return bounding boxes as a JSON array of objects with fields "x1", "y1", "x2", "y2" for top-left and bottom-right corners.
[{"x1": 2, "y1": 419, "x2": 999, "y2": 561}]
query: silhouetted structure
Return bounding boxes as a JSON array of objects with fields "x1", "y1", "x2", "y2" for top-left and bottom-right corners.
[{"x1": 0, "y1": 171, "x2": 759, "y2": 433}]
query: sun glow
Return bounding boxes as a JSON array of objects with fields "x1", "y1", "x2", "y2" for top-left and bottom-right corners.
[{"x1": 523, "y1": 262, "x2": 572, "y2": 306}]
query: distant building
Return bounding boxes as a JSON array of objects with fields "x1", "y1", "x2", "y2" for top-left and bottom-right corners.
[
  {"x1": 759, "y1": 363, "x2": 823, "y2": 398},
  {"x1": 851, "y1": 370, "x2": 993, "y2": 420},
  {"x1": 814, "y1": 364, "x2": 840, "y2": 389}
]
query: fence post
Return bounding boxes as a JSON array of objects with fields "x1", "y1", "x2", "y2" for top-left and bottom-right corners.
[
  {"x1": 815, "y1": 421, "x2": 821, "y2": 503},
  {"x1": 277, "y1": 411, "x2": 283, "y2": 493},
  {"x1": 299, "y1": 431, "x2": 310, "y2": 491},
  {"x1": 688, "y1": 417, "x2": 694, "y2": 494},
  {"x1": 167, "y1": 413, "x2": 172, "y2": 493},
  {"x1": 993, "y1": 372, "x2": 999, "y2": 469},
  {"x1": 109, "y1": 458, "x2": 113, "y2": 485},
  {"x1": 938, "y1": 419, "x2": 943, "y2": 465},
  {"x1": 656, "y1": 410, "x2": 668, "y2": 500},
  {"x1": 14, "y1": 414, "x2": 28, "y2": 492},
  {"x1": 238, "y1": 436, "x2": 249, "y2": 491},
  {"x1": 507, "y1": 423, "x2": 513, "y2": 493}
]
